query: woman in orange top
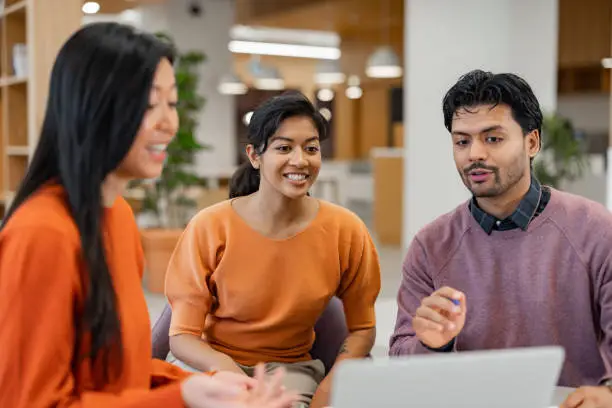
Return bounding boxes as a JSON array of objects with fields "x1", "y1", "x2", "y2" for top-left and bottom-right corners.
[
  {"x1": 0, "y1": 22, "x2": 295, "y2": 408},
  {"x1": 166, "y1": 92, "x2": 382, "y2": 408}
]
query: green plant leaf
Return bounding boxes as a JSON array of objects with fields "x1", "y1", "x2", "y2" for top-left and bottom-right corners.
[{"x1": 534, "y1": 113, "x2": 588, "y2": 189}]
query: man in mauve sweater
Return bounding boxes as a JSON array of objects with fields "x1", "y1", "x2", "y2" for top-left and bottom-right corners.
[{"x1": 389, "y1": 69, "x2": 612, "y2": 408}]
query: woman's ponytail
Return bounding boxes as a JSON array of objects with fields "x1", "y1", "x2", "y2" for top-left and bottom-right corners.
[{"x1": 229, "y1": 161, "x2": 260, "y2": 198}]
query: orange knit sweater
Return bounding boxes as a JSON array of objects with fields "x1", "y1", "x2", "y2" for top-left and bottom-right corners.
[
  {"x1": 0, "y1": 184, "x2": 189, "y2": 407},
  {"x1": 166, "y1": 199, "x2": 381, "y2": 366}
]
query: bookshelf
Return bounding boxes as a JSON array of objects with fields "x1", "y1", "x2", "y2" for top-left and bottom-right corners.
[{"x1": 0, "y1": 0, "x2": 82, "y2": 218}]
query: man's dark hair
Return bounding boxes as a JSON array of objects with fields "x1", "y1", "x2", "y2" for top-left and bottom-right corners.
[{"x1": 442, "y1": 69, "x2": 543, "y2": 148}]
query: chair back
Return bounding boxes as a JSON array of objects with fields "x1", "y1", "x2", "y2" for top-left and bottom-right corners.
[{"x1": 151, "y1": 296, "x2": 349, "y2": 374}]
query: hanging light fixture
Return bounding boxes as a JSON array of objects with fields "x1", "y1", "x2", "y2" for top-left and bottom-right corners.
[
  {"x1": 365, "y1": 0, "x2": 402, "y2": 79},
  {"x1": 248, "y1": 57, "x2": 285, "y2": 91},
  {"x1": 317, "y1": 88, "x2": 335, "y2": 102},
  {"x1": 254, "y1": 65, "x2": 284, "y2": 90},
  {"x1": 82, "y1": 1, "x2": 100, "y2": 14},
  {"x1": 345, "y1": 75, "x2": 363, "y2": 99},
  {"x1": 217, "y1": 72, "x2": 247, "y2": 95},
  {"x1": 314, "y1": 59, "x2": 345, "y2": 85},
  {"x1": 366, "y1": 46, "x2": 402, "y2": 78}
]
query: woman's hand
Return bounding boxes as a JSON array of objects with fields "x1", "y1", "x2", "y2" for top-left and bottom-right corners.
[{"x1": 181, "y1": 364, "x2": 297, "y2": 408}]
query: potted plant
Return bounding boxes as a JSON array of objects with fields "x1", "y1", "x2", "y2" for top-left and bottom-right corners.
[
  {"x1": 131, "y1": 32, "x2": 209, "y2": 293},
  {"x1": 534, "y1": 113, "x2": 588, "y2": 188}
]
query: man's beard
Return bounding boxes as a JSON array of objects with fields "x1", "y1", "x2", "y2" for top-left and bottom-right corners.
[{"x1": 461, "y1": 161, "x2": 525, "y2": 198}]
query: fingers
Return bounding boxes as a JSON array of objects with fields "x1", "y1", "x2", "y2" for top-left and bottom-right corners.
[
  {"x1": 560, "y1": 389, "x2": 584, "y2": 408},
  {"x1": 213, "y1": 371, "x2": 257, "y2": 389},
  {"x1": 251, "y1": 363, "x2": 282, "y2": 399},
  {"x1": 415, "y1": 304, "x2": 457, "y2": 331},
  {"x1": 560, "y1": 386, "x2": 612, "y2": 408},
  {"x1": 433, "y1": 287, "x2": 465, "y2": 308},
  {"x1": 413, "y1": 315, "x2": 444, "y2": 332},
  {"x1": 422, "y1": 294, "x2": 462, "y2": 316},
  {"x1": 263, "y1": 366, "x2": 287, "y2": 399},
  {"x1": 193, "y1": 375, "x2": 244, "y2": 400},
  {"x1": 270, "y1": 392, "x2": 299, "y2": 408},
  {"x1": 251, "y1": 363, "x2": 266, "y2": 398},
  {"x1": 249, "y1": 364, "x2": 297, "y2": 408}
]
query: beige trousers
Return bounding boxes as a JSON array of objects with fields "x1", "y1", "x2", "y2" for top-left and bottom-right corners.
[{"x1": 168, "y1": 353, "x2": 326, "y2": 407}]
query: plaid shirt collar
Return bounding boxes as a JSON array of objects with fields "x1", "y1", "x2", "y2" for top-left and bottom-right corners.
[{"x1": 469, "y1": 177, "x2": 543, "y2": 234}]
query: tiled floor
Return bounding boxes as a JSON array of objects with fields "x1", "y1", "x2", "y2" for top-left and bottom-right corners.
[{"x1": 145, "y1": 243, "x2": 404, "y2": 359}]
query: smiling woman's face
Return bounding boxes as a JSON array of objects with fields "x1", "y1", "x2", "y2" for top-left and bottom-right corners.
[{"x1": 247, "y1": 115, "x2": 322, "y2": 200}]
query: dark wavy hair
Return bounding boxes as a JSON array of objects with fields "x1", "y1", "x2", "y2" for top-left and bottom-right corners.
[
  {"x1": 442, "y1": 69, "x2": 543, "y2": 152},
  {"x1": 0, "y1": 22, "x2": 175, "y2": 386},
  {"x1": 229, "y1": 91, "x2": 328, "y2": 198}
]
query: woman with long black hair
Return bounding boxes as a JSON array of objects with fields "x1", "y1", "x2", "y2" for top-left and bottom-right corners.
[{"x1": 0, "y1": 22, "x2": 295, "y2": 408}]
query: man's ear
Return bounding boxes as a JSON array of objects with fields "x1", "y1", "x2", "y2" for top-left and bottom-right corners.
[{"x1": 527, "y1": 129, "x2": 541, "y2": 159}]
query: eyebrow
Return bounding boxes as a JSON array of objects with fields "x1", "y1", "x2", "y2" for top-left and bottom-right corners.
[
  {"x1": 270, "y1": 136, "x2": 320, "y2": 143},
  {"x1": 153, "y1": 83, "x2": 177, "y2": 90},
  {"x1": 452, "y1": 125, "x2": 504, "y2": 137}
]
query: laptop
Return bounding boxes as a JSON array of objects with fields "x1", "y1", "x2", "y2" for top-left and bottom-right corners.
[{"x1": 330, "y1": 346, "x2": 565, "y2": 408}]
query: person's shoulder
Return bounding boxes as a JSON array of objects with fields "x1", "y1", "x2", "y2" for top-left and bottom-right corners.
[
  {"x1": 546, "y1": 188, "x2": 612, "y2": 265},
  {"x1": 546, "y1": 189, "x2": 612, "y2": 249},
  {"x1": 318, "y1": 199, "x2": 369, "y2": 234},
  {"x1": 191, "y1": 199, "x2": 232, "y2": 219},
  {"x1": 550, "y1": 188, "x2": 612, "y2": 228},
  {"x1": 414, "y1": 201, "x2": 471, "y2": 244},
  {"x1": 2, "y1": 184, "x2": 80, "y2": 245},
  {"x1": 185, "y1": 199, "x2": 234, "y2": 236},
  {"x1": 320, "y1": 199, "x2": 365, "y2": 223}
]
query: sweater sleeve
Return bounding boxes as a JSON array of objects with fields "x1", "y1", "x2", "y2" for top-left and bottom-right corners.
[
  {"x1": 336, "y1": 220, "x2": 381, "y2": 331},
  {"x1": 596, "y1": 252, "x2": 612, "y2": 384},
  {"x1": 0, "y1": 226, "x2": 184, "y2": 408},
  {"x1": 151, "y1": 358, "x2": 192, "y2": 388},
  {"x1": 165, "y1": 214, "x2": 214, "y2": 337},
  {"x1": 389, "y1": 236, "x2": 457, "y2": 355}
]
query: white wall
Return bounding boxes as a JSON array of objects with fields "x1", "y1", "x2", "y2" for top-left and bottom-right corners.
[
  {"x1": 557, "y1": 94, "x2": 610, "y2": 134},
  {"x1": 85, "y1": 0, "x2": 237, "y2": 176},
  {"x1": 402, "y1": 0, "x2": 559, "y2": 248},
  {"x1": 145, "y1": 0, "x2": 237, "y2": 175}
]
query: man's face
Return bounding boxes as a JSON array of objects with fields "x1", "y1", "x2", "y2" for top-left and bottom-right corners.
[{"x1": 451, "y1": 104, "x2": 539, "y2": 198}]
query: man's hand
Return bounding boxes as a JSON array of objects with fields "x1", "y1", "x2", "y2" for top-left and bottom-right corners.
[
  {"x1": 560, "y1": 386, "x2": 612, "y2": 408},
  {"x1": 413, "y1": 286, "x2": 466, "y2": 349}
]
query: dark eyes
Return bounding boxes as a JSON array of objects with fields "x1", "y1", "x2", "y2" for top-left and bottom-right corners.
[
  {"x1": 275, "y1": 145, "x2": 320, "y2": 153},
  {"x1": 148, "y1": 101, "x2": 179, "y2": 109},
  {"x1": 455, "y1": 136, "x2": 502, "y2": 146}
]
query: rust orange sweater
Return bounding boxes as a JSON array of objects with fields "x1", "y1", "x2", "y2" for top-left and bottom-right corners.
[
  {"x1": 166, "y1": 199, "x2": 381, "y2": 366},
  {"x1": 0, "y1": 184, "x2": 189, "y2": 407}
]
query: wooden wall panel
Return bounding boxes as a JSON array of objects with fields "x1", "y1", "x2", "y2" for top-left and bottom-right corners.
[
  {"x1": 373, "y1": 154, "x2": 402, "y2": 245},
  {"x1": 333, "y1": 90, "x2": 358, "y2": 159},
  {"x1": 32, "y1": 0, "x2": 83, "y2": 142},
  {"x1": 95, "y1": 0, "x2": 167, "y2": 14},
  {"x1": 358, "y1": 83, "x2": 390, "y2": 158},
  {"x1": 558, "y1": 0, "x2": 612, "y2": 68}
]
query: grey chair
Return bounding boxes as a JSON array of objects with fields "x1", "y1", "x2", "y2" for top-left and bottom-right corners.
[{"x1": 151, "y1": 296, "x2": 350, "y2": 374}]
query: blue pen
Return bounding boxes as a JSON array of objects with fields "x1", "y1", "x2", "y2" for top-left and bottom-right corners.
[{"x1": 450, "y1": 298, "x2": 460, "y2": 306}]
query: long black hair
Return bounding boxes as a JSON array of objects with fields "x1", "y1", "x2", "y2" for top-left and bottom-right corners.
[
  {"x1": 229, "y1": 91, "x2": 328, "y2": 198},
  {"x1": 1, "y1": 22, "x2": 175, "y2": 386}
]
